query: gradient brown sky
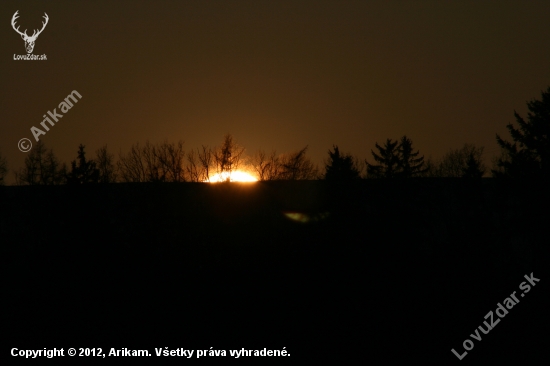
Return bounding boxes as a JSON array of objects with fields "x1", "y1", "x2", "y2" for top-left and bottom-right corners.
[{"x1": 1, "y1": 0, "x2": 549, "y2": 183}]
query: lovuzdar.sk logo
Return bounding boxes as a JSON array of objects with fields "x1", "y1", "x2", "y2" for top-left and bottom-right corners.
[{"x1": 12, "y1": 10, "x2": 48, "y2": 60}]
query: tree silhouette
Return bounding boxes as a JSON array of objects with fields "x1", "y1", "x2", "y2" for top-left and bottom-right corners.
[
  {"x1": 324, "y1": 145, "x2": 360, "y2": 181},
  {"x1": 118, "y1": 140, "x2": 186, "y2": 182},
  {"x1": 431, "y1": 144, "x2": 486, "y2": 177},
  {"x1": 419, "y1": 157, "x2": 438, "y2": 177},
  {"x1": 213, "y1": 134, "x2": 245, "y2": 181},
  {"x1": 396, "y1": 136, "x2": 427, "y2": 178},
  {"x1": 462, "y1": 151, "x2": 485, "y2": 178},
  {"x1": 0, "y1": 149, "x2": 7, "y2": 185},
  {"x1": 280, "y1": 146, "x2": 318, "y2": 180},
  {"x1": 494, "y1": 86, "x2": 550, "y2": 178},
  {"x1": 186, "y1": 145, "x2": 213, "y2": 182},
  {"x1": 15, "y1": 141, "x2": 66, "y2": 185},
  {"x1": 117, "y1": 142, "x2": 148, "y2": 182},
  {"x1": 366, "y1": 138, "x2": 400, "y2": 178},
  {"x1": 252, "y1": 149, "x2": 282, "y2": 181},
  {"x1": 155, "y1": 140, "x2": 186, "y2": 182},
  {"x1": 186, "y1": 148, "x2": 201, "y2": 182},
  {"x1": 251, "y1": 146, "x2": 318, "y2": 180},
  {"x1": 67, "y1": 144, "x2": 100, "y2": 184},
  {"x1": 96, "y1": 145, "x2": 118, "y2": 183}
]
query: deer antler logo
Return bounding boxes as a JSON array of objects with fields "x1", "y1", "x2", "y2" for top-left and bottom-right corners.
[{"x1": 11, "y1": 10, "x2": 49, "y2": 54}]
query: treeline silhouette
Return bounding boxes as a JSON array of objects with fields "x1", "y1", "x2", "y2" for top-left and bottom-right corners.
[
  {"x1": 2, "y1": 87, "x2": 549, "y2": 363},
  {"x1": 1, "y1": 86, "x2": 548, "y2": 185},
  {"x1": 8, "y1": 135, "x2": 320, "y2": 185}
]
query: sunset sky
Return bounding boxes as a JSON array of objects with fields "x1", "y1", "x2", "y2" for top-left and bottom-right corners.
[{"x1": 1, "y1": 0, "x2": 549, "y2": 183}]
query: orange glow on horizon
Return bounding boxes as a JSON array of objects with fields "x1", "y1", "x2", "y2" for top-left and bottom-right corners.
[{"x1": 207, "y1": 170, "x2": 258, "y2": 183}]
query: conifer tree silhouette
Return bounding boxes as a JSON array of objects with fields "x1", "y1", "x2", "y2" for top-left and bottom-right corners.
[
  {"x1": 324, "y1": 145, "x2": 360, "y2": 181},
  {"x1": 366, "y1": 138, "x2": 400, "y2": 178},
  {"x1": 396, "y1": 136, "x2": 427, "y2": 178},
  {"x1": 67, "y1": 144, "x2": 99, "y2": 184},
  {"x1": 462, "y1": 151, "x2": 484, "y2": 178},
  {"x1": 494, "y1": 86, "x2": 550, "y2": 178}
]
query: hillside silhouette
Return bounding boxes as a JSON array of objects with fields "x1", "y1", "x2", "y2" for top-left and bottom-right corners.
[{"x1": 2, "y1": 178, "x2": 548, "y2": 362}]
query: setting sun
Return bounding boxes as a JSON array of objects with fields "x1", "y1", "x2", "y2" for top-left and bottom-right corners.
[{"x1": 207, "y1": 170, "x2": 258, "y2": 183}]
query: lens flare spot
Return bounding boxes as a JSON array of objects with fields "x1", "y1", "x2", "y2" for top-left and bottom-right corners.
[{"x1": 283, "y1": 211, "x2": 330, "y2": 223}]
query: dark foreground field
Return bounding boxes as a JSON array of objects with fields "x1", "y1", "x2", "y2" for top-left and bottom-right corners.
[{"x1": 2, "y1": 179, "x2": 549, "y2": 363}]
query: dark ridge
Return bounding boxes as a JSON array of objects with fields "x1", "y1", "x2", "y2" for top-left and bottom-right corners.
[{"x1": 2, "y1": 179, "x2": 548, "y2": 362}]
